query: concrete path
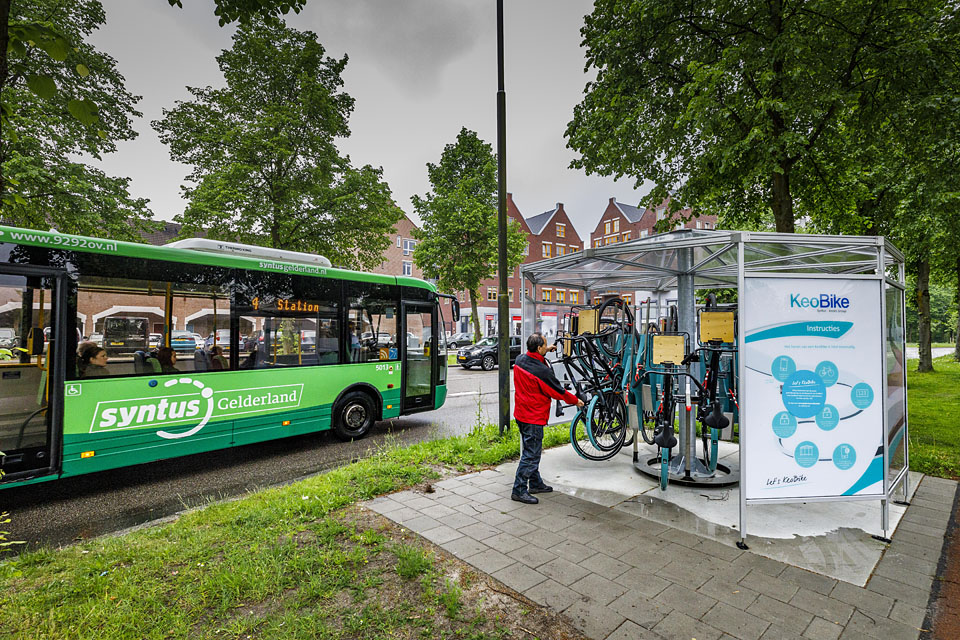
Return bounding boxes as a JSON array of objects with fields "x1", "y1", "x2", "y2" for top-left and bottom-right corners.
[
  {"x1": 905, "y1": 346, "x2": 953, "y2": 360},
  {"x1": 367, "y1": 469, "x2": 958, "y2": 640}
]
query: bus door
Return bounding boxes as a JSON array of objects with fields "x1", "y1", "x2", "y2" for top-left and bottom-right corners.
[
  {"x1": 401, "y1": 302, "x2": 436, "y2": 412},
  {"x1": 0, "y1": 266, "x2": 66, "y2": 480}
]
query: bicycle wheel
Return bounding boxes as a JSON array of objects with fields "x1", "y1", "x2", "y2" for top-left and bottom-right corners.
[
  {"x1": 569, "y1": 399, "x2": 621, "y2": 462},
  {"x1": 586, "y1": 389, "x2": 628, "y2": 452}
]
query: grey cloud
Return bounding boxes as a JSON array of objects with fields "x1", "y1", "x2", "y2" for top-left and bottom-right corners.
[{"x1": 295, "y1": 0, "x2": 491, "y2": 94}]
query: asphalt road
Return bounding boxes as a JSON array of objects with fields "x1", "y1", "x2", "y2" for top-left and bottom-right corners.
[{"x1": 0, "y1": 362, "x2": 576, "y2": 554}]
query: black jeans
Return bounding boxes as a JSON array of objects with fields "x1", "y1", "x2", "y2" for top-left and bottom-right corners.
[{"x1": 513, "y1": 420, "x2": 545, "y2": 494}]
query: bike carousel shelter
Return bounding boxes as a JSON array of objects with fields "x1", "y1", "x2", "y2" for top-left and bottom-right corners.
[{"x1": 518, "y1": 229, "x2": 909, "y2": 547}]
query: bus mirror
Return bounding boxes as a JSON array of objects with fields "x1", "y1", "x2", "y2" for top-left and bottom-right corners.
[{"x1": 451, "y1": 299, "x2": 460, "y2": 322}]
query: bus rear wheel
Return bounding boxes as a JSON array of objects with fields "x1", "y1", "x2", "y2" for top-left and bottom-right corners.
[{"x1": 333, "y1": 391, "x2": 375, "y2": 441}]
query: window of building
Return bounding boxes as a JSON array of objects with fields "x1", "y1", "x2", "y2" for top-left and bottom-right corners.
[
  {"x1": 657, "y1": 206, "x2": 666, "y2": 220},
  {"x1": 402, "y1": 260, "x2": 412, "y2": 276},
  {"x1": 570, "y1": 291, "x2": 579, "y2": 304},
  {"x1": 542, "y1": 243, "x2": 552, "y2": 258},
  {"x1": 556, "y1": 223, "x2": 565, "y2": 237},
  {"x1": 397, "y1": 236, "x2": 401, "y2": 248},
  {"x1": 696, "y1": 221, "x2": 702, "y2": 229},
  {"x1": 604, "y1": 221, "x2": 611, "y2": 234},
  {"x1": 487, "y1": 287, "x2": 498, "y2": 301},
  {"x1": 542, "y1": 289, "x2": 552, "y2": 303},
  {"x1": 622, "y1": 232, "x2": 631, "y2": 242},
  {"x1": 345, "y1": 283, "x2": 398, "y2": 363},
  {"x1": 622, "y1": 294, "x2": 632, "y2": 305},
  {"x1": 458, "y1": 291, "x2": 464, "y2": 302},
  {"x1": 556, "y1": 290, "x2": 565, "y2": 304},
  {"x1": 641, "y1": 230, "x2": 649, "y2": 238},
  {"x1": 614, "y1": 219, "x2": 620, "y2": 232},
  {"x1": 523, "y1": 243, "x2": 529, "y2": 256},
  {"x1": 508, "y1": 288, "x2": 514, "y2": 302},
  {"x1": 704, "y1": 222, "x2": 711, "y2": 229},
  {"x1": 594, "y1": 240, "x2": 601, "y2": 248},
  {"x1": 556, "y1": 245, "x2": 565, "y2": 256},
  {"x1": 402, "y1": 239, "x2": 416, "y2": 256}
]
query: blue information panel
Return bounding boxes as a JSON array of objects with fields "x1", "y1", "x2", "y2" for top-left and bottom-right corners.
[{"x1": 742, "y1": 278, "x2": 884, "y2": 500}]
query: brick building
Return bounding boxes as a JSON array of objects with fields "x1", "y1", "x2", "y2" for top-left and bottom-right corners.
[
  {"x1": 454, "y1": 193, "x2": 586, "y2": 337},
  {"x1": 588, "y1": 197, "x2": 718, "y2": 304},
  {"x1": 371, "y1": 214, "x2": 423, "y2": 280}
]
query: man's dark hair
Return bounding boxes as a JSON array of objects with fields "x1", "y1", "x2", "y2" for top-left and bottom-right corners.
[{"x1": 526, "y1": 332, "x2": 546, "y2": 352}]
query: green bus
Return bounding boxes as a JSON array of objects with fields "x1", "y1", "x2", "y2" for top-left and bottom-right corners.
[{"x1": 0, "y1": 226, "x2": 457, "y2": 489}]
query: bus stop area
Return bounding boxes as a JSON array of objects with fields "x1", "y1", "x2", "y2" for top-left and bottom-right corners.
[{"x1": 369, "y1": 229, "x2": 959, "y2": 640}]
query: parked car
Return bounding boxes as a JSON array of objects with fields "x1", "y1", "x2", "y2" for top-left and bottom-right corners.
[
  {"x1": 457, "y1": 336, "x2": 521, "y2": 370},
  {"x1": 170, "y1": 330, "x2": 198, "y2": 353},
  {"x1": 191, "y1": 333, "x2": 205, "y2": 349},
  {"x1": 0, "y1": 328, "x2": 16, "y2": 349},
  {"x1": 149, "y1": 333, "x2": 162, "y2": 349},
  {"x1": 88, "y1": 333, "x2": 104, "y2": 347},
  {"x1": 205, "y1": 329, "x2": 231, "y2": 351},
  {"x1": 446, "y1": 332, "x2": 473, "y2": 348}
]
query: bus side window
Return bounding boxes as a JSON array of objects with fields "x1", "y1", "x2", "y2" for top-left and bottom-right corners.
[
  {"x1": 235, "y1": 273, "x2": 339, "y2": 368},
  {"x1": 347, "y1": 283, "x2": 398, "y2": 363}
]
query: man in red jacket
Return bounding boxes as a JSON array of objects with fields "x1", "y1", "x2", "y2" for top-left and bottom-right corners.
[{"x1": 512, "y1": 332, "x2": 584, "y2": 504}]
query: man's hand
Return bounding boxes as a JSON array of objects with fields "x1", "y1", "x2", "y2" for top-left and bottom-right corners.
[
  {"x1": 547, "y1": 344, "x2": 557, "y2": 353},
  {"x1": 576, "y1": 399, "x2": 585, "y2": 408}
]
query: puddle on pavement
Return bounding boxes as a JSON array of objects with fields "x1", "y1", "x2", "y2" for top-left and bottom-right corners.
[{"x1": 615, "y1": 492, "x2": 885, "y2": 585}]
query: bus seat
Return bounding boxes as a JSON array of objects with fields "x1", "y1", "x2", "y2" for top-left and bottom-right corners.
[{"x1": 194, "y1": 348, "x2": 209, "y2": 371}]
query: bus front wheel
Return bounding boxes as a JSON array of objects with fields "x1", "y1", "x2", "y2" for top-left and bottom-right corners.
[{"x1": 333, "y1": 391, "x2": 375, "y2": 441}]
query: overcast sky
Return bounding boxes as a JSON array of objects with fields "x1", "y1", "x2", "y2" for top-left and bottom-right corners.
[{"x1": 88, "y1": 0, "x2": 651, "y2": 241}]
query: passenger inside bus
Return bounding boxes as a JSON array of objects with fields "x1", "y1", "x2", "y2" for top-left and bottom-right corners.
[
  {"x1": 208, "y1": 345, "x2": 228, "y2": 370},
  {"x1": 80, "y1": 347, "x2": 110, "y2": 378},
  {"x1": 157, "y1": 347, "x2": 179, "y2": 374}
]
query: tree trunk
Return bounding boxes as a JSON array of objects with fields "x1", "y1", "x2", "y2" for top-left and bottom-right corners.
[
  {"x1": 955, "y1": 255, "x2": 960, "y2": 362},
  {"x1": 469, "y1": 290, "x2": 482, "y2": 342},
  {"x1": 917, "y1": 258, "x2": 935, "y2": 372},
  {"x1": 0, "y1": 0, "x2": 12, "y2": 200},
  {"x1": 771, "y1": 170, "x2": 795, "y2": 233}
]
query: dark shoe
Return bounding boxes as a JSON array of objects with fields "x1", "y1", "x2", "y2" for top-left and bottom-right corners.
[
  {"x1": 529, "y1": 484, "x2": 553, "y2": 494},
  {"x1": 511, "y1": 491, "x2": 539, "y2": 504}
]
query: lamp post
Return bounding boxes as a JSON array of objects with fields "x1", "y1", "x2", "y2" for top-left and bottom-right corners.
[{"x1": 496, "y1": 0, "x2": 510, "y2": 435}]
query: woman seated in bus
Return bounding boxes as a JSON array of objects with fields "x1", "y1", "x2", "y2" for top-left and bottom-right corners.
[
  {"x1": 80, "y1": 347, "x2": 110, "y2": 378},
  {"x1": 209, "y1": 345, "x2": 229, "y2": 370},
  {"x1": 157, "y1": 347, "x2": 179, "y2": 374}
]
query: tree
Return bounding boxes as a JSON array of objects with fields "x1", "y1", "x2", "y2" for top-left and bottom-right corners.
[
  {"x1": 566, "y1": 0, "x2": 953, "y2": 233},
  {"x1": 152, "y1": 18, "x2": 402, "y2": 270},
  {"x1": 1, "y1": 0, "x2": 153, "y2": 238},
  {"x1": 166, "y1": 0, "x2": 306, "y2": 27},
  {"x1": 412, "y1": 128, "x2": 527, "y2": 341}
]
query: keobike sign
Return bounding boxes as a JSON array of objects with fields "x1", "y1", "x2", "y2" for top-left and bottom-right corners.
[{"x1": 741, "y1": 277, "x2": 884, "y2": 500}]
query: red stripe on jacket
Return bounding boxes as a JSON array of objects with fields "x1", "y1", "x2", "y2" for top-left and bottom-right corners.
[{"x1": 513, "y1": 351, "x2": 580, "y2": 425}]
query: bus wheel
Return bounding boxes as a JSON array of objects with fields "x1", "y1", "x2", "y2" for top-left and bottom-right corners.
[
  {"x1": 481, "y1": 355, "x2": 496, "y2": 371},
  {"x1": 333, "y1": 391, "x2": 375, "y2": 441}
]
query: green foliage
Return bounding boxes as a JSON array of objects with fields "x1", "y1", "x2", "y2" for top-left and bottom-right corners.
[
  {"x1": 566, "y1": 0, "x2": 959, "y2": 234},
  {"x1": 2, "y1": 1, "x2": 155, "y2": 239},
  {"x1": 166, "y1": 0, "x2": 305, "y2": 27},
  {"x1": 153, "y1": 17, "x2": 401, "y2": 269},
  {"x1": 906, "y1": 279, "x2": 958, "y2": 344},
  {"x1": 412, "y1": 128, "x2": 527, "y2": 337},
  {"x1": 392, "y1": 544, "x2": 432, "y2": 580},
  {"x1": 438, "y1": 578, "x2": 463, "y2": 619}
]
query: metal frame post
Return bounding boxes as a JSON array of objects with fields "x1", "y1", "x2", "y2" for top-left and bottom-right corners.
[
  {"x1": 495, "y1": 0, "x2": 510, "y2": 435},
  {"x1": 737, "y1": 239, "x2": 748, "y2": 549}
]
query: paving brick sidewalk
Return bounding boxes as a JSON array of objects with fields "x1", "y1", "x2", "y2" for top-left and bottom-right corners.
[{"x1": 366, "y1": 469, "x2": 958, "y2": 640}]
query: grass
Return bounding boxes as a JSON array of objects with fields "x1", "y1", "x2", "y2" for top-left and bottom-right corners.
[
  {"x1": 906, "y1": 342, "x2": 955, "y2": 349},
  {"x1": 908, "y1": 354, "x2": 960, "y2": 479},
  {"x1": 0, "y1": 422, "x2": 574, "y2": 640}
]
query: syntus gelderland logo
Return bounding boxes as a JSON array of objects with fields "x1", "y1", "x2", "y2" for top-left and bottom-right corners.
[{"x1": 92, "y1": 377, "x2": 215, "y2": 440}]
